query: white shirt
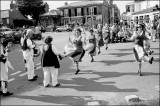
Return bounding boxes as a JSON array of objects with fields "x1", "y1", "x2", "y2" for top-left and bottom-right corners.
[
  {"x1": 23, "y1": 39, "x2": 35, "y2": 58},
  {"x1": 41, "y1": 44, "x2": 60, "y2": 56}
]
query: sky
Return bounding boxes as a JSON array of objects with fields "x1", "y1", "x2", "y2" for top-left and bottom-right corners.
[{"x1": 0, "y1": 0, "x2": 134, "y2": 14}]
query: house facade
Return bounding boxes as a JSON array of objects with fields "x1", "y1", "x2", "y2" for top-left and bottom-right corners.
[
  {"x1": 57, "y1": 0, "x2": 120, "y2": 26},
  {"x1": 124, "y1": 0, "x2": 159, "y2": 25}
]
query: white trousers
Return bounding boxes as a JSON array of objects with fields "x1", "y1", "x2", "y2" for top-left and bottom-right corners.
[
  {"x1": 43, "y1": 67, "x2": 58, "y2": 86},
  {"x1": 134, "y1": 45, "x2": 150, "y2": 62},
  {"x1": 0, "y1": 62, "x2": 8, "y2": 93},
  {"x1": 25, "y1": 54, "x2": 35, "y2": 80}
]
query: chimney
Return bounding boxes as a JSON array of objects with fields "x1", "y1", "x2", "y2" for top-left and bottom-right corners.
[{"x1": 65, "y1": 2, "x2": 68, "y2": 5}]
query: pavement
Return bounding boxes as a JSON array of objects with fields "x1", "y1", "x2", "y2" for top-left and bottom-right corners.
[{"x1": 0, "y1": 32, "x2": 159, "y2": 105}]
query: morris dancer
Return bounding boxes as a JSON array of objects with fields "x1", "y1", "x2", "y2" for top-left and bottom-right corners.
[
  {"x1": 103, "y1": 23, "x2": 110, "y2": 50},
  {"x1": 21, "y1": 29, "x2": 38, "y2": 81},
  {"x1": 20, "y1": 29, "x2": 27, "y2": 71},
  {"x1": 127, "y1": 23, "x2": 154, "y2": 76},
  {"x1": 64, "y1": 28, "x2": 84, "y2": 74},
  {"x1": 84, "y1": 29, "x2": 97, "y2": 62},
  {"x1": 41, "y1": 36, "x2": 64, "y2": 87},
  {"x1": 0, "y1": 39, "x2": 14, "y2": 96},
  {"x1": 97, "y1": 24, "x2": 104, "y2": 54}
]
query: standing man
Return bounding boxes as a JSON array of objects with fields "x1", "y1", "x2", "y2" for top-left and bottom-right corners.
[{"x1": 22, "y1": 29, "x2": 38, "y2": 81}]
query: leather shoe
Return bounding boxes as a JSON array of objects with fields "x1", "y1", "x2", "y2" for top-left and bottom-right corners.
[
  {"x1": 149, "y1": 57, "x2": 154, "y2": 64},
  {"x1": 75, "y1": 69, "x2": 80, "y2": 74},
  {"x1": 54, "y1": 83, "x2": 61, "y2": 87},
  {"x1": 28, "y1": 78, "x2": 37, "y2": 81},
  {"x1": 33, "y1": 75, "x2": 38, "y2": 79},
  {"x1": 3, "y1": 92, "x2": 13, "y2": 96}
]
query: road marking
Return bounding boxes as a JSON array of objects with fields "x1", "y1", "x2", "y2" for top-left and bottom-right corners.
[
  {"x1": 19, "y1": 72, "x2": 27, "y2": 76},
  {"x1": 10, "y1": 71, "x2": 22, "y2": 76},
  {"x1": 35, "y1": 66, "x2": 41, "y2": 70},
  {"x1": 8, "y1": 78, "x2": 15, "y2": 82},
  {"x1": 36, "y1": 63, "x2": 41, "y2": 66}
]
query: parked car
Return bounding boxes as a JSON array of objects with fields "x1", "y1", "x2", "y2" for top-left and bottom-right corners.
[
  {"x1": 0, "y1": 27, "x2": 14, "y2": 43},
  {"x1": 56, "y1": 26, "x2": 72, "y2": 32},
  {"x1": 25, "y1": 28, "x2": 42, "y2": 40},
  {"x1": 12, "y1": 29, "x2": 23, "y2": 43}
]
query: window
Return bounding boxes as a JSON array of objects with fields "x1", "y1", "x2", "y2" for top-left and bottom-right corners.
[
  {"x1": 75, "y1": 9, "x2": 77, "y2": 16},
  {"x1": 132, "y1": 5, "x2": 135, "y2": 12},
  {"x1": 89, "y1": 7, "x2": 92, "y2": 15},
  {"x1": 94, "y1": 7, "x2": 97, "y2": 15},
  {"x1": 69, "y1": 9, "x2": 71, "y2": 17},
  {"x1": 126, "y1": 5, "x2": 130, "y2": 12},
  {"x1": 89, "y1": 7, "x2": 95, "y2": 15},
  {"x1": 77, "y1": 8, "x2": 81, "y2": 16},
  {"x1": 87, "y1": 7, "x2": 89, "y2": 15},
  {"x1": 64, "y1": 9, "x2": 69, "y2": 17}
]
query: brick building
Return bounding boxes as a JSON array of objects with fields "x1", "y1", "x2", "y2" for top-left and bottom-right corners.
[{"x1": 57, "y1": 0, "x2": 120, "y2": 26}]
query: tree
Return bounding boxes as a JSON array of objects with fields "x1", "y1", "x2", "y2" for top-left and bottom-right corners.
[{"x1": 18, "y1": 0, "x2": 46, "y2": 25}]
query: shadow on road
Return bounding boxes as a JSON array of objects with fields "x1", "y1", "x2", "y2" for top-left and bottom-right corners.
[
  {"x1": 99, "y1": 59, "x2": 134, "y2": 66},
  {"x1": 108, "y1": 52, "x2": 133, "y2": 57},
  {"x1": 59, "y1": 77, "x2": 138, "y2": 92},
  {"x1": 12, "y1": 95, "x2": 109, "y2": 105}
]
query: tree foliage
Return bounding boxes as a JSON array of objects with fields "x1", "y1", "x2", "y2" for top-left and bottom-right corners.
[{"x1": 18, "y1": 0, "x2": 46, "y2": 25}]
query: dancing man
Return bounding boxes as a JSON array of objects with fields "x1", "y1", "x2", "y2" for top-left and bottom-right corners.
[
  {"x1": 84, "y1": 28, "x2": 97, "y2": 62},
  {"x1": 97, "y1": 24, "x2": 104, "y2": 54},
  {"x1": 41, "y1": 36, "x2": 64, "y2": 87},
  {"x1": 64, "y1": 28, "x2": 85, "y2": 74},
  {"x1": 103, "y1": 23, "x2": 110, "y2": 50},
  {"x1": 127, "y1": 23, "x2": 154, "y2": 76}
]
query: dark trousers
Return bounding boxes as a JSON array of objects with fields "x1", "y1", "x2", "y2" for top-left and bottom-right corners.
[{"x1": 79, "y1": 49, "x2": 85, "y2": 60}]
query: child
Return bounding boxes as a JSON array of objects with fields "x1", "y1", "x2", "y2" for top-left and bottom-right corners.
[{"x1": 0, "y1": 39, "x2": 14, "y2": 96}]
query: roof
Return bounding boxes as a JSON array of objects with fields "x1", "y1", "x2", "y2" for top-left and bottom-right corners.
[
  {"x1": 0, "y1": 9, "x2": 27, "y2": 20},
  {"x1": 132, "y1": 6, "x2": 158, "y2": 15},
  {"x1": 10, "y1": 9, "x2": 27, "y2": 20},
  {"x1": 40, "y1": 9, "x2": 61, "y2": 16},
  {"x1": 57, "y1": 1, "x2": 103, "y2": 9}
]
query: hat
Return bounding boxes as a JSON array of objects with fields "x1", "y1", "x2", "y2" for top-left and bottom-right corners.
[
  {"x1": 44, "y1": 36, "x2": 53, "y2": 44},
  {"x1": 26, "y1": 29, "x2": 34, "y2": 37},
  {"x1": 76, "y1": 28, "x2": 82, "y2": 32}
]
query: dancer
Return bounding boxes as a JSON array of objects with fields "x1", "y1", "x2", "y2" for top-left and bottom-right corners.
[
  {"x1": 0, "y1": 39, "x2": 14, "y2": 96},
  {"x1": 127, "y1": 23, "x2": 154, "y2": 76},
  {"x1": 84, "y1": 29, "x2": 97, "y2": 62},
  {"x1": 41, "y1": 36, "x2": 64, "y2": 87},
  {"x1": 21, "y1": 29, "x2": 38, "y2": 81},
  {"x1": 103, "y1": 23, "x2": 110, "y2": 49},
  {"x1": 97, "y1": 24, "x2": 104, "y2": 54},
  {"x1": 64, "y1": 28, "x2": 84, "y2": 74},
  {"x1": 20, "y1": 29, "x2": 27, "y2": 71}
]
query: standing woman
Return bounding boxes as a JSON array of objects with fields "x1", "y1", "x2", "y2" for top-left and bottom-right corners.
[
  {"x1": 103, "y1": 23, "x2": 110, "y2": 50},
  {"x1": 0, "y1": 39, "x2": 14, "y2": 96},
  {"x1": 84, "y1": 29, "x2": 97, "y2": 62},
  {"x1": 22, "y1": 29, "x2": 38, "y2": 81},
  {"x1": 127, "y1": 23, "x2": 154, "y2": 76},
  {"x1": 97, "y1": 24, "x2": 104, "y2": 54},
  {"x1": 64, "y1": 28, "x2": 84, "y2": 74},
  {"x1": 41, "y1": 36, "x2": 63, "y2": 87}
]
